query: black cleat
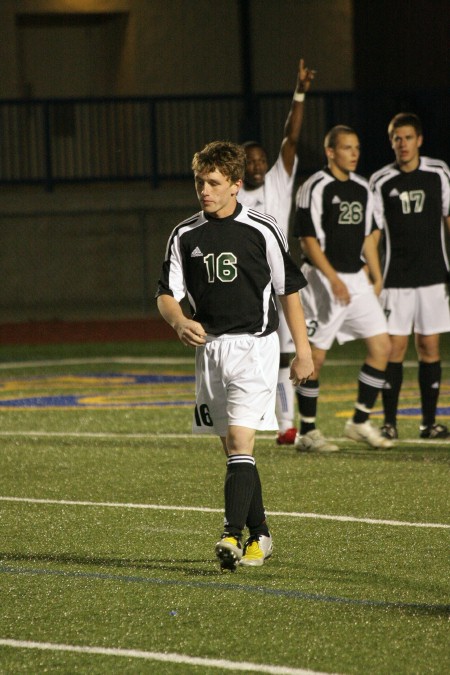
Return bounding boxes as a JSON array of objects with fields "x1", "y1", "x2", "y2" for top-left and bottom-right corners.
[
  {"x1": 419, "y1": 423, "x2": 449, "y2": 439},
  {"x1": 380, "y1": 423, "x2": 398, "y2": 440}
]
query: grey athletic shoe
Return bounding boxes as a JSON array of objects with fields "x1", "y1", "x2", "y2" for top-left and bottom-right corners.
[
  {"x1": 295, "y1": 429, "x2": 339, "y2": 452},
  {"x1": 344, "y1": 420, "x2": 393, "y2": 449}
]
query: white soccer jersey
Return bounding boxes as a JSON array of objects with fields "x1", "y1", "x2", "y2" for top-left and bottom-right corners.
[
  {"x1": 370, "y1": 156, "x2": 450, "y2": 288},
  {"x1": 238, "y1": 153, "x2": 298, "y2": 237}
]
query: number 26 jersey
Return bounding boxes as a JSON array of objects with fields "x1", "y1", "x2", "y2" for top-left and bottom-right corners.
[{"x1": 293, "y1": 167, "x2": 374, "y2": 273}]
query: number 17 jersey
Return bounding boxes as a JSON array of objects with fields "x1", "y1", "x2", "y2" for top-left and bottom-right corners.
[{"x1": 370, "y1": 157, "x2": 450, "y2": 288}]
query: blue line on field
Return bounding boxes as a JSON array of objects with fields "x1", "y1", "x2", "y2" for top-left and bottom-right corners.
[
  {"x1": 0, "y1": 396, "x2": 195, "y2": 408},
  {"x1": 1, "y1": 565, "x2": 448, "y2": 615}
]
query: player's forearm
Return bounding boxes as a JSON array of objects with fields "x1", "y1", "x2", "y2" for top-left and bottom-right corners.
[
  {"x1": 278, "y1": 292, "x2": 311, "y2": 357},
  {"x1": 283, "y1": 101, "x2": 305, "y2": 147},
  {"x1": 363, "y1": 234, "x2": 383, "y2": 287},
  {"x1": 280, "y1": 105, "x2": 304, "y2": 176},
  {"x1": 157, "y1": 294, "x2": 186, "y2": 330},
  {"x1": 283, "y1": 59, "x2": 310, "y2": 145},
  {"x1": 279, "y1": 292, "x2": 314, "y2": 384},
  {"x1": 301, "y1": 237, "x2": 339, "y2": 284},
  {"x1": 157, "y1": 294, "x2": 206, "y2": 347}
]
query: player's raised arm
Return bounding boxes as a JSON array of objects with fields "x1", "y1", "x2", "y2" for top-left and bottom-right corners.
[{"x1": 280, "y1": 58, "x2": 316, "y2": 175}]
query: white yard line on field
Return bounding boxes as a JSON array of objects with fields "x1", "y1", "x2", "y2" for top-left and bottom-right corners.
[
  {"x1": 0, "y1": 495, "x2": 448, "y2": 529},
  {"x1": 0, "y1": 357, "x2": 445, "y2": 369},
  {"x1": 0, "y1": 639, "x2": 339, "y2": 675},
  {"x1": 0, "y1": 429, "x2": 449, "y2": 445}
]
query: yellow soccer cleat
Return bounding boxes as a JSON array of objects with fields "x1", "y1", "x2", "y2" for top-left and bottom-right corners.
[
  {"x1": 215, "y1": 535, "x2": 243, "y2": 572},
  {"x1": 240, "y1": 534, "x2": 273, "y2": 567}
]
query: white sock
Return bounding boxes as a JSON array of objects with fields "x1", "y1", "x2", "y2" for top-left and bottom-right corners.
[{"x1": 276, "y1": 367, "x2": 295, "y2": 432}]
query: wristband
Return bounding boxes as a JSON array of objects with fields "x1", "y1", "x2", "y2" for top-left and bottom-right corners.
[{"x1": 293, "y1": 92, "x2": 305, "y2": 103}]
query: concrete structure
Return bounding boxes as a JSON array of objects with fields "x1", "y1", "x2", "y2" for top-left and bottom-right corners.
[
  {"x1": 0, "y1": 1, "x2": 447, "y2": 324},
  {"x1": 0, "y1": 0, "x2": 354, "y2": 99}
]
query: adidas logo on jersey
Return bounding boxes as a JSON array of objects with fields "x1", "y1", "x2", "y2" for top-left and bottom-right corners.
[
  {"x1": 389, "y1": 188, "x2": 400, "y2": 197},
  {"x1": 191, "y1": 246, "x2": 203, "y2": 257},
  {"x1": 332, "y1": 195, "x2": 341, "y2": 204}
]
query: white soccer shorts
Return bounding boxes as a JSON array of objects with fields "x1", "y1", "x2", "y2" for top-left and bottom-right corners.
[
  {"x1": 193, "y1": 331, "x2": 280, "y2": 436},
  {"x1": 380, "y1": 284, "x2": 450, "y2": 336},
  {"x1": 300, "y1": 266, "x2": 388, "y2": 350}
]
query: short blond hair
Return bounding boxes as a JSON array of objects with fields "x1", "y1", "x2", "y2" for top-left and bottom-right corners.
[
  {"x1": 324, "y1": 125, "x2": 357, "y2": 150},
  {"x1": 192, "y1": 141, "x2": 246, "y2": 183}
]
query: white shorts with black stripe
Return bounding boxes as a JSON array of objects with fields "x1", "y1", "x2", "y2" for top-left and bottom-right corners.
[
  {"x1": 300, "y1": 265, "x2": 388, "y2": 350},
  {"x1": 193, "y1": 332, "x2": 280, "y2": 436}
]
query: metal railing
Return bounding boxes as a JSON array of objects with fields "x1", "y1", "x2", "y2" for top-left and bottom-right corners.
[{"x1": 0, "y1": 89, "x2": 448, "y2": 190}]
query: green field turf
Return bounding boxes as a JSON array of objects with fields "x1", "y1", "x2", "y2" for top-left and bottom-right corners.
[{"x1": 0, "y1": 338, "x2": 448, "y2": 674}]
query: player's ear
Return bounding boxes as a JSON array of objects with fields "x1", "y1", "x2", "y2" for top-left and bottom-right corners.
[
  {"x1": 231, "y1": 178, "x2": 243, "y2": 195},
  {"x1": 417, "y1": 134, "x2": 423, "y2": 149}
]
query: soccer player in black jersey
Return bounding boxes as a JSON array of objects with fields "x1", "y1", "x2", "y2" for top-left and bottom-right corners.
[
  {"x1": 156, "y1": 141, "x2": 313, "y2": 571},
  {"x1": 294, "y1": 125, "x2": 392, "y2": 450},
  {"x1": 370, "y1": 113, "x2": 450, "y2": 440}
]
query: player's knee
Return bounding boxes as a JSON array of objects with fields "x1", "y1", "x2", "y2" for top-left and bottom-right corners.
[
  {"x1": 380, "y1": 334, "x2": 392, "y2": 362},
  {"x1": 416, "y1": 335, "x2": 440, "y2": 362}
]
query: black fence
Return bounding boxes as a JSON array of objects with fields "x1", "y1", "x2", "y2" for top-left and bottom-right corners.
[{"x1": 0, "y1": 88, "x2": 448, "y2": 190}]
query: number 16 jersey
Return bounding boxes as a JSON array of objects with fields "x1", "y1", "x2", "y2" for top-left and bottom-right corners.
[{"x1": 156, "y1": 203, "x2": 307, "y2": 336}]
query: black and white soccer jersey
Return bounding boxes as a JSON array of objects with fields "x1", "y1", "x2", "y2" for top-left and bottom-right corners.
[
  {"x1": 370, "y1": 157, "x2": 450, "y2": 288},
  {"x1": 293, "y1": 168, "x2": 374, "y2": 273},
  {"x1": 156, "y1": 203, "x2": 307, "y2": 336}
]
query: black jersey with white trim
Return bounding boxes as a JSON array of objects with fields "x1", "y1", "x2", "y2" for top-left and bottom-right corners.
[
  {"x1": 156, "y1": 203, "x2": 307, "y2": 336},
  {"x1": 370, "y1": 157, "x2": 450, "y2": 288},
  {"x1": 293, "y1": 167, "x2": 374, "y2": 273}
]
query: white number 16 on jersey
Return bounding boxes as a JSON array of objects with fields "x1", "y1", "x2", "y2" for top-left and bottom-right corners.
[{"x1": 203, "y1": 253, "x2": 238, "y2": 283}]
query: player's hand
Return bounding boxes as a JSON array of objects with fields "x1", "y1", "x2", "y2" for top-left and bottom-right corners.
[
  {"x1": 175, "y1": 319, "x2": 206, "y2": 347},
  {"x1": 297, "y1": 58, "x2": 316, "y2": 93},
  {"x1": 289, "y1": 354, "x2": 314, "y2": 386},
  {"x1": 331, "y1": 277, "x2": 351, "y2": 305}
]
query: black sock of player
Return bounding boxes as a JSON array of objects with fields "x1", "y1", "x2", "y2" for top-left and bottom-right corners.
[
  {"x1": 296, "y1": 379, "x2": 319, "y2": 434},
  {"x1": 382, "y1": 362, "x2": 403, "y2": 427},
  {"x1": 353, "y1": 364, "x2": 385, "y2": 424},
  {"x1": 419, "y1": 360, "x2": 441, "y2": 427},
  {"x1": 223, "y1": 455, "x2": 255, "y2": 539},
  {"x1": 246, "y1": 465, "x2": 270, "y2": 538}
]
